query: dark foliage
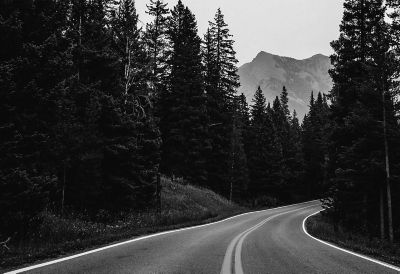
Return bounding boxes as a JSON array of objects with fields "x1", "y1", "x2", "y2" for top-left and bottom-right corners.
[
  {"x1": 0, "y1": 0, "x2": 161, "y2": 239},
  {"x1": 2, "y1": 0, "x2": 399, "y2": 252},
  {"x1": 324, "y1": 0, "x2": 400, "y2": 242},
  {"x1": 159, "y1": 0, "x2": 210, "y2": 186},
  {"x1": 203, "y1": 8, "x2": 240, "y2": 197}
]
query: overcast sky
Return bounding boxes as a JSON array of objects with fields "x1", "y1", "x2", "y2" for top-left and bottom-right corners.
[{"x1": 135, "y1": 0, "x2": 345, "y2": 65}]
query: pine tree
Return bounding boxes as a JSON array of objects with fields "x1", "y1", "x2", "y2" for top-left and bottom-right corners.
[
  {"x1": 247, "y1": 87, "x2": 267, "y2": 198},
  {"x1": 327, "y1": 0, "x2": 399, "y2": 240},
  {"x1": 145, "y1": 0, "x2": 169, "y2": 95},
  {"x1": 239, "y1": 93, "x2": 252, "y2": 197},
  {"x1": 104, "y1": 0, "x2": 161, "y2": 210},
  {"x1": 269, "y1": 96, "x2": 288, "y2": 197},
  {"x1": 280, "y1": 86, "x2": 291, "y2": 119},
  {"x1": 267, "y1": 88, "x2": 304, "y2": 203},
  {"x1": 0, "y1": 0, "x2": 71, "y2": 235},
  {"x1": 59, "y1": 0, "x2": 112, "y2": 211},
  {"x1": 291, "y1": 110, "x2": 301, "y2": 136},
  {"x1": 287, "y1": 109, "x2": 304, "y2": 201},
  {"x1": 301, "y1": 92, "x2": 330, "y2": 199},
  {"x1": 160, "y1": 1, "x2": 210, "y2": 186},
  {"x1": 387, "y1": 0, "x2": 400, "y2": 243},
  {"x1": 229, "y1": 95, "x2": 250, "y2": 202},
  {"x1": 203, "y1": 28, "x2": 215, "y2": 97},
  {"x1": 238, "y1": 93, "x2": 251, "y2": 128},
  {"x1": 111, "y1": 0, "x2": 148, "y2": 106},
  {"x1": 204, "y1": 8, "x2": 240, "y2": 196},
  {"x1": 247, "y1": 87, "x2": 275, "y2": 205}
]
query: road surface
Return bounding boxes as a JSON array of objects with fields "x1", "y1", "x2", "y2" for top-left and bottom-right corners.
[{"x1": 8, "y1": 200, "x2": 400, "y2": 274}]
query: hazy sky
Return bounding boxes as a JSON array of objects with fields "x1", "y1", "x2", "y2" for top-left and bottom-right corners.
[{"x1": 135, "y1": 0, "x2": 345, "y2": 65}]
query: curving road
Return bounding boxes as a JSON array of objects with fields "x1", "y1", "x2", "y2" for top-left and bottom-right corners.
[{"x1": 7, "y1": 201, "x2": 400, "y2": 274}]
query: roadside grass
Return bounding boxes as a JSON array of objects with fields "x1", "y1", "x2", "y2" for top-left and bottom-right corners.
[
  {"x1": 0, "y1": 178, "x2": 245, "y2": 271},
  {"x1": 306, "y1": 213, "x2": 400, "y2": 267}
]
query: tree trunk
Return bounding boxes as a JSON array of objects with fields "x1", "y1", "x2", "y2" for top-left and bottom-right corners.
[
  {"x1": 156, "y1": 173, "x2": 161, "y2": 214},
  {"x1": 380, "y1": 186, "x2": 385, "y2": 240},
  {"x1": 382, "y1": 89, "x2": 394, "y2": 243},
  {"x1": 124, "y1": 37, "x2": 131, "y2": 106},
  {"x1": 229, "y1": 143, "x2": 235, "y2": 203},
  {"x1": 78, "y1": 15, "x2": 82, "y2": 82},
  {"x1": 61, "y1": 162, "x2": 66, "y2": 217}
]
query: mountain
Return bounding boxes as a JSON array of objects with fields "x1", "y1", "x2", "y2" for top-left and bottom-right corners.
[{"x1": 238, "y1": 51, "x2": 333, "y2": 119}]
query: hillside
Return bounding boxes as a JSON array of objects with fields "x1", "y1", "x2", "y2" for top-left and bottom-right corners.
[
  {"x1": 1, "y1": 178, "x2": 243, "y2": 270},
  {"x1": 238, "y1": 51, "x2": 333, "y2": 118}
]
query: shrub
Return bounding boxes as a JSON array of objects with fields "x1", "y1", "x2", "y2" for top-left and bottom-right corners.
[
  {"x1": 0, "y1": 169, "x2": 55, "y2": 238},
  {"x1": 253, "y1": 195, "x2": 278, "y2": 208}
]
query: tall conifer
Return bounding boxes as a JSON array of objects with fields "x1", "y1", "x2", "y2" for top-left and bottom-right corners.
[
  {"x1": 204, "y1": 9, "x2": 240, "y2": 196},
  {"x1": 327, "y1": 0, "x2": 399, "y2": 240},
  {"x1": 145, "y1": 0, "x2": 169, "y2": 95},
  {"x1": 160, "y1": 1, "x2": 209, "y2": 185}
]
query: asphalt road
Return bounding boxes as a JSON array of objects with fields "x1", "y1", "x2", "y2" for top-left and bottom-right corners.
[{"x1": 8, "y1": 200, "x2": 400, "y2": 274}]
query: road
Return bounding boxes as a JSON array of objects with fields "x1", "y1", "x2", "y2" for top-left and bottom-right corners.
[{"x1": 8, "y1": 200, "x2": 400, "y2": 274}]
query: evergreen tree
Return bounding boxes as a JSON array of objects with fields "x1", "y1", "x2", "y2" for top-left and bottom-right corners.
[
  {"x1": 247, "y1": 87, "x2": 275, "y2": 205},
  {"x1": 327, "y1": 0, "x2": 399, "y2": 241},
  {"x1": 238, "y1": 93, "x2": 251, "y2": 128},
  {"x1": 267, "y1": 88, "x2": 304, "y2": 202},
  {"x1": 229, "y1": 95, "x2": 250, "y2": 202},
  {"x1": 387, "y1": 0, "x2": 400, "y2": 243},
  {"x1": 203, "y1": 28, "x2": 214, "y2": 95},
  {"x1": 269, "y1": 96, "x2": 288, "y2": 198},
  {"x1": 0, "y1": 0, "x2": 70, "y2": 235},
  {"x1": 301, "y1": 92, "x2": 330, "y2": 199},
  {"x1": 160, "y1": 1, "x2": 210, "y2": 186},
  {"x1": 288, "y1": 109, "x2": 304, "y2": 201},
  {"x1": 105, "y1": 0, "x2": 161, "y2": 211},
  {"x1": 247, "y1": 87, "x2": 267, "y2": 197},
  {"x1": 145, "y1": 0, "x2": 169, "y2": 95},
  {"x1": 111, "y1": 0, "x2": 148, "y2": 104},
  {"x1": 62, "y1": 0, "x2": 115, "y2": 211},
  {"x1": 280, "y1": 86, "x2": 291, "y2": 119},
  {"x1": 204, "y1": 9, "x2": 240, "y2": 196}
]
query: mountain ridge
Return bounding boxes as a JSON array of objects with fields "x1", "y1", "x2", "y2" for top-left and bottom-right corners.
[
  {"x1": 252, "y1": 51, "x2": 327, "y2": 62},
  {"x1": 238, "y1": 51, "x2": 333, "y2": 119}
]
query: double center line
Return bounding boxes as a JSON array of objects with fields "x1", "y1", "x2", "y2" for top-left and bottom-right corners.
[{"x1": 220, "y1": 205, "x2": 315, "y2": 274}]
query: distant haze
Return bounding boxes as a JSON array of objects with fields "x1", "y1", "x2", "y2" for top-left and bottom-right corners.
[{"x1": 135, "y1": 0, "x2": 345, "y2": 65}]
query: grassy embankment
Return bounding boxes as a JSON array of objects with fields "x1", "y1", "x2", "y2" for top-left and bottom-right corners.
[
  {"x1": 1, "y1": 178, "x2": 244, "y2": 271},
  {"x1": 306, "y1": 213, "x2": 400, "y2": 267}
]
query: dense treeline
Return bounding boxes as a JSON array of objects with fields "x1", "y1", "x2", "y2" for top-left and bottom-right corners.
[
  {"x1": 0, "y1": 0, "x2": 162, "y2": 237},
  {"x1": 247, "y1": 0, "x2": 400, "y2": 244},
  {"x1": 1, "y1": 0, "x2": 400, "y2": 246},
  {"x1": 0, "y1": 0, "x2": 302, "y2": 240},
  {"x1": 301, "y1": 0, "x2": 400, "y2": 244},
  {"x1": 245, "y1": 86, "x2": 304, "y2": 205},
  {"x1": 322, "y1": 0, "x2": 400, "y2": 243}
]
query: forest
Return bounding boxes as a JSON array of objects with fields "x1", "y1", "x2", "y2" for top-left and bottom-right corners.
[{"x1": 0, "y1": 0, "x2": 399, "y2": 249}]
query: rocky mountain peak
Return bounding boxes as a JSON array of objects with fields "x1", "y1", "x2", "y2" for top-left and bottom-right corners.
[{"x1": 239, "y1": 51, "x2": 333, "y2": 119}]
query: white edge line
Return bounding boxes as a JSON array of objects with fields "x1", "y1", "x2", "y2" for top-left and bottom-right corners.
[
  {"x1": 302, "y1": 210, "x2": 400, "y2": 272},
  {"x1": 5, "y1": 200, "x2": 318, "y2": 274}
]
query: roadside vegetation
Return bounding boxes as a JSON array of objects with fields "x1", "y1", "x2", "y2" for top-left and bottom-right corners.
[
  {"x1": 306, "y1": 213, "x2": 400, "y2": 267},
  {"x1": 0, "y1": 178, "x2": 244, "y2": 271}
]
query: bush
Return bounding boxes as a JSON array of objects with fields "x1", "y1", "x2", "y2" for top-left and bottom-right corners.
[
  {"x1": 253, "y1": 195, "x2": 278, "y2": 208},
  {"x1": 306, "y1": 213, "x2": 400, "y2": 267},
  {"x1": 34, "y1": 212, "x2": 102, "y2": 244},
  {"x1": 0, "y1": 169, "x2": 55, "y2": 238}
]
